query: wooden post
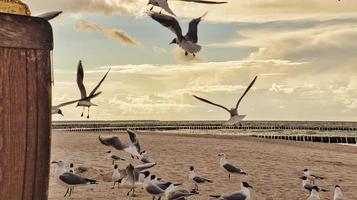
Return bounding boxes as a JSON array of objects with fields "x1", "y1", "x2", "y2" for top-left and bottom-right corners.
[{"x1": 0, "y1": 13, "x2": 53, "y2": 200}]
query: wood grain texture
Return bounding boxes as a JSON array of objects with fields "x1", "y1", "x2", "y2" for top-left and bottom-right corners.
[
  {"x1": 0, "y1": 13, "x2": 53, "y2": 50},
  {"x1": 0, "y1": 12, "x2": 52, "y2": 200}
]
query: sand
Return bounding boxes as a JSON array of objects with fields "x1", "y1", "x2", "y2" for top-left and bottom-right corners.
[{"x1": 49, "y1": 130, "x2": 357, "y2": 200}]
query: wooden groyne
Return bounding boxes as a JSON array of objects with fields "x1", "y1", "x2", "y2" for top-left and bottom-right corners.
[
  {"x1": 254, "y1": 135, "x2": 357, "y2": 144},
  {"x1": 52, "y1": 120, "x2": 357, "y2": 132}
]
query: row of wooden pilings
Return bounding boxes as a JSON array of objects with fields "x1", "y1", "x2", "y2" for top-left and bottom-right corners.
[
  {"x1": 57, "y1": 125, "x2": 357, "y2": 132},
  {"x1": 255, "y1": 135, "x2": 357, "y2": 144}
]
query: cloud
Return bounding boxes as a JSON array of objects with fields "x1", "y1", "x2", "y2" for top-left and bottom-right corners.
[
  {"x1": 269, "y1": 83, "x2": 294, "y2": 94},
  {"x1": 75, "y1": 20, "x2": 141, "y2": 47},
  {"x1": 27, "y1": 0, "x2": 357, "y2": 23}
]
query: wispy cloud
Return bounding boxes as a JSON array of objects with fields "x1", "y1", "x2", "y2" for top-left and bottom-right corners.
[{"x1": 75, "y1": 20, "x2": 141, "y2": 47}]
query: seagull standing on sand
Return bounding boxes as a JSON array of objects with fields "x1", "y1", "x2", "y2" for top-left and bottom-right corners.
[
  {"x1": 188, "y1": 166, "x2": 212, "y2": 191},
  {"x1": 209, "y1": 182, "x2": 253, "y2": 200},
  {"x1": 37, "y1": 11, "x2": 62, "y2": 21},
  {"x1": 334, "y1": 185, "x2": 347, "y2": 200},
  {"x1": 300, "y1": 176, "x2": 328, "y2": 193},
  {"x1": 142, "y1": 172, "x2": 166, "y2": 200},
  {"x1": 76, "y1": 60, "x2": 110, "y2": 118},
  {"x1": 193, "y1": 76, "x2": 258, "y2": 126},
  {"x1": 218, "y1": 153, "x2": 246, "y2": 181},
  {"x1": 99, "y1": 129, "x2": 143, "y2": 158},
  {"x1": 148, "y1": 11, "x2": 207, "y2": 57},
  {"x1": 111, "y1": 164, "x2": 126, "y2": 189},
  {"x1": 52, "y1": 161, "x2": 97, "y2": 197},
  {"x1": 303, "y1": 169, "x2": 325, "y2": 184},
  {"x1": 307, "y1": 186, "x2": 320, "y2": 200},
  {"x1": 106, "y1": 151, "x2": 125, "y2": 165}
]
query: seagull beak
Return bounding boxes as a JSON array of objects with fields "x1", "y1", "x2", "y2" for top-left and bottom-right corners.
[
  {"x1": 169, "y1": 41, "x2": 174, "y2": 45},
  {"x1": 51, "y1": 161, "x2": 58, "y2": 164}
]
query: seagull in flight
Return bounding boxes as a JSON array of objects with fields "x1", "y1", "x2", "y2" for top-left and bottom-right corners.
[
  {"x1": 52, "y1": 98, "x2": 82, "y2": 116},
  {"x1": 209, "y1": 182, "x2": 253, "y2": 200},
  {"x1": 148, "y1": 11, "x2": 207, "y2": 57},
  {"x1": 147, "y1": 0, "x2": 227, "y2": 16},
  {"x1": 52, "y1": 160, "x2": 97, "y2": 197},
  {"x1": 188, "y1": 166, "x2": 212, "y2": 191},
  {"x1": 300, "y1": 176, "x2": 328, "y2": 193},
  {"x1": 218, "y1": 153, "x2": 246, "y2": 181},
  {"x1": 37, "y1": 11, "x2": 63, "y2": 21},
  {"x1": 193, "y1": 76, "x2": 258, "y2": 126},
  {"x1": 98, "y1": 129, "x2": 143, "y2": 158},
  {"x1": 76, "y1": 60, "x2": 110, "y2": 118},
  {"x1": 334, "y1": 185, "x2": 347, "y2": 200}
]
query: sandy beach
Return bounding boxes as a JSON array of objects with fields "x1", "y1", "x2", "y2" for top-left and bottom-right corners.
[{"x1": 49, "y1": 130, "x2": 357, "y2": 200}]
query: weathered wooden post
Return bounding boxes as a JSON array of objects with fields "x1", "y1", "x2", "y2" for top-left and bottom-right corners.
[{"x1": 0, "y1": 13, "x2": 52, "y2": 200}]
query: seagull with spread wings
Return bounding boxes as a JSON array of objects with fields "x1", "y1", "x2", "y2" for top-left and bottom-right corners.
[
  {"x1": 147, "y1": 0, "x2": 227, "y2": 16},
  {"x1": 193, "y1": 76, "x2": 258, "y2": 125},
  {"x1": 37, "y1": 11, "x2": 63, "y2": 21},
  {"x1": 76, "y1": 60, "x2": 110, "y2": 118},
  {"x1": 98, "y1": 129, "x2": 143, "y2": 159},
  {"x1": 148, "y1": 11, "x2": 206, "y2": 56}
]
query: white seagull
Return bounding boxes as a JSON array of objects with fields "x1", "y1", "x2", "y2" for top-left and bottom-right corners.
[
  {"x1": 99, "y1": 129, "x2": 143, "y2": 158},
  {"x1": 307, "y1": 186, "x2": 320, "y2": 200},
  {"x1": 111, "y1": 164, "x2": 126, "y2": 189},
  {"x1": 142, "y1": 172, "x2": 166, "y2": 200},
  {"x1": 218, "y1": 153, "x2": 247, "y2": 181},
  {"x1": 188, "y1": 166, "x2": 212, "y2": 191},
  {"x1": 37, "y1": 11, "x2": 62, "y2": 21},
  {"x1": 147, "y1": 0, "x2": 227, "y2": 16},
  {"x1": 76, "y1": 60, "x2": 110, "y2": 118},
  {"x1": 334, "y1": 185, "x2": 347, "y2": 200},
  {"x1": 302, "y1": 169, "x2": 325, "y2": 184},
  {"x1": 106, "y1": 150, "x2": 126, "y2": 165},
  {"x1": 300, "y1": 176, "x2": 328, "y2": 193},
  {"x1": 193, "y1": 76, "x2": 258, "y2": 126},
  {"x1": 52, "y1": 98, "x2": 82, "y2": 116},
  {"x1": 148, "y1": 11, "x2": 207, "y2": 57},
  {"x1": 209, "y1": 182, "x2": 253, "y2": 200},
  {"x1": 52, "y1": 160, "x2": 97, "y2": 197}
]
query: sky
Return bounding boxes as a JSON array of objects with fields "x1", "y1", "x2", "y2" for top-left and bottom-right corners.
[{"x1": 25, "y1": 0, "x2": 357, "y2": 121}]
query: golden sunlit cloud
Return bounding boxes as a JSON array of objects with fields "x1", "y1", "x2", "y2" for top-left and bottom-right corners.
[{"x1": 75, "y1": 20, "x2": 141, "y2": 47}]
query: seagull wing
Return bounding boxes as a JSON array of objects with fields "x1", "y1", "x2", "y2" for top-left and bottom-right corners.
[
  {"x1": 235, "y1": 76, "x2": 258, "y2": 109},
  {"x1": 177, "y1": 0, "x2": 227, "y2": 4},
  {"x1": 76, "y1": 60, "x2": 87, "y2": 99},
  {"x1": 192, "y1": 95, "x2": 230, "y2": 113},
  {"x1": 89, "y1": 69, "x2": 110, "y2": 98},
  {"x1": 127, "y1": 129, "x2": 141, "y2": 153},
  {"x1": 37, "y1": 11, "x2": 63, "y2": 21},
  {"x1": 134, "y1": 162, "x2": 157, "y2": 172},
  {"x1": 59, "y1": 172, "x2": 90, "y2": 185},
  {"x1": 55, "y1": 98, "x2": 82, "y2": 108},
  {"x1": 185, "y1": 12, "x2": 207, "y2": 43},
  {"x1": 223, "y1": 163, "x2": 243, "y2": 174},
  {"x1": 98, "y1": 136, "x2": 128, "y2": 150},
  {"x1": 157, "y1": 0, "x2": 176, "y2": 16},
  {"x1": 148, "y1": 12, "x2": 183, "y2": 39}
]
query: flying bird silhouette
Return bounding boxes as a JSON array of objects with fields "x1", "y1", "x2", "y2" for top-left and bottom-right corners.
[
  {"x1": 149, "y1": 11, "x2": 207, "y2": 56},
  {"x1": 193, "y1": 76, "x2": 258, "y2": 125},
  {"x1": 75, "y1": 60, "x2": 110, "y2": 118}
]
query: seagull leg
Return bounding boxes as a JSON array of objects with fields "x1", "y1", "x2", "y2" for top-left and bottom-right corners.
[
  {"x1": 127, "y1": 188, "x2": 133, "y2": 196},
  {"x1": 158, "y1": 197, "x2": 161, "y2": 200},
  {"x1": 64, "y1": 188, "x2": 69, "y2": 197},
  {"x1": 69, "y1": 188, "x2": 72, "y2": 197},
  {"x1": 228, "y1": 174, "x2": 230, "y2": 181},
  {"x1": 150, "y1": 6, "x2": 154, "y2": 11},
  {"x1": 193, "y1": 53, "x2": 196, "y2": 57},
  {"x1": 81, "y1": 107, "x2": 84, "y2": 117},
  {"x1": 112, "y1": 160, "x2": 114, "y2": 165},
  {"x1": 112, "y1": 181, "x2": 116, "y2": 189},
  {"x1": 132, "y1": 188, "x2": 136, "y2": 197},
  {"x1": 152, "y1": 197, "x2": 155, "y2": 200},
  {"x1": 87, "y1": 107, "x2": 90, "y2": 119}
]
